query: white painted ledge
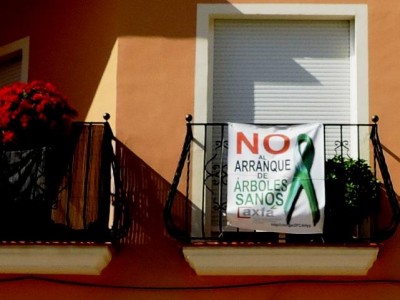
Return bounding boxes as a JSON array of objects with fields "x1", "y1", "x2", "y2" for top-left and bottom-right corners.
[
  {"x1": 0, "y1": 244, "x2": 112, "y2": 275},
  {"x1": 183, "y1": 245, "x2": 379, "y2": 276}
]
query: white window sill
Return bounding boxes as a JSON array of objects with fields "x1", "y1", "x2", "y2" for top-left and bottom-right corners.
[
  {"x1": 0, "y1": 244, "x2": 112, "y2": 275},
  {"x1": 183, "y1": 244, "x2": 379, "y2": 276}
]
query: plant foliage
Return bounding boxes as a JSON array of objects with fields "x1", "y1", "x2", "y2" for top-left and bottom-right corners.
[
  {"x1": 0, "y1": 80, "x2": 77, "y2": 147},
  {"x1": 325, "y1": 155, "x2": 379, "y2": 223}
]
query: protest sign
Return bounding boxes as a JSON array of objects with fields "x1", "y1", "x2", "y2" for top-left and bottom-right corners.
[{"x1": 227, "y1": 123, "x2": 325, "y2": 234}]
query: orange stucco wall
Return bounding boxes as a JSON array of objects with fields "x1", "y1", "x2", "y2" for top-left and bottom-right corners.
[
  {"x1": 0, "y1": 0, "x2": 118, "y2": 119},
  {"x1": 2, "y1": 0, "x2": 400, "y2": 186},
  {"x1": 1, "y1": 0, "x2": 400, "y2": 299},
  {"x1": 115, "y1": 0, "x2": 400, "y2": 188}
]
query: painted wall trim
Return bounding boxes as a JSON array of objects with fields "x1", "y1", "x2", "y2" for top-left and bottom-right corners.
[
  {"x1": 0, "y1": 244, "x2": 112, "y2": 275},
  {"x1": 183, "y1": 245, "x2": 379, "y2": 276},
  {"x1": 0, "y1": 36, "x2": 30, "y2": 82}
]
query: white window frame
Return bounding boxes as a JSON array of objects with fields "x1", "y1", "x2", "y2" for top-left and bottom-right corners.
[
  {"x1": 190, "y1": 4, "x2": 368, "y2": 237},
  {"x1": 194, "y1": 4, "x2": 368, "y2": 124},
  {"x1": 0, "y1": 36, "x2": 30, "y2": 83}
]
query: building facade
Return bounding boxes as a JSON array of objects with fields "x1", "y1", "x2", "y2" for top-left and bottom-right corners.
[{"x1": 1, "y1": 0, "x2": 400, "y2": 299}]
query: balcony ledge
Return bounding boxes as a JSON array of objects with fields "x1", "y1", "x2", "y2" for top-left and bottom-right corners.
[
  {"x1": 0, "y1": 243, "x2": 112, "y2": 275},
  {"x1": 183, "y1": 244, "x2": 379, "y2": 276}
]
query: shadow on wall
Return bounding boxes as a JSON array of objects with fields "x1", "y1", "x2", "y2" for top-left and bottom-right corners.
[
  {"x1": 382, "y1": 144, "x2": 400, "y2": 164},
  {"x1": 115, "y1": 139, "x2": 188, "y2": 246}
]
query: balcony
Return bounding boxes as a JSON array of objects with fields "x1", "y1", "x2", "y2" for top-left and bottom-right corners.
[
  {"x1": 0, "y1": 116, "x2": 129, "y2": 274},
  {"x1": 164, "y1": 115, "x2": 400, "y2": 276}
]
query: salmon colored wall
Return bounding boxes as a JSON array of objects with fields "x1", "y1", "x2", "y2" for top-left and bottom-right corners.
[
  {"x1": 1, "y1": 1, "x2": 400, "y2": 299},
  {"x1": 0, "y1": 274, "x2": 399, "y2": 300},
  {"x1": 0, "y1": 0, "x2": 118, "y2": 121},
  {"x1": 116, "y1": 0, "x2": 197, "y2": 182},
  {"x1": 2, "y1": 0, "x2": 400, "y2": 186},
  {"x1": 368, "y1": 1, "x2": 400, "y2": 188},
  {"x1": 115, "y1": 0, "x2": 400, "y2": 188}
]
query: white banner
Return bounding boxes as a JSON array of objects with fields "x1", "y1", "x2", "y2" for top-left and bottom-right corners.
[{"x1": 227, "y1": 123, "x2": 325, "y2": 234}]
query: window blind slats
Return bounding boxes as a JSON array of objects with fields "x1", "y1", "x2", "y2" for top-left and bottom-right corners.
[
  {"x1": 0, "y1": 52, "x2": 22, "y2": 88},
  {"x1": 212, "y1": 19, "x2": 351, "y2": 125}
]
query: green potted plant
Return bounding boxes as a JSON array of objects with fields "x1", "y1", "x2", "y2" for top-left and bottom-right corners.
[{"x1": 324, "y1": 155, "x2": 380, "y2": 242}]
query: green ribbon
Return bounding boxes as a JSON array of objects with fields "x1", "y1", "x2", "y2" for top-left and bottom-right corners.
[{"x1": 284, "y1": 133, "x2": 320, "y2": 226}]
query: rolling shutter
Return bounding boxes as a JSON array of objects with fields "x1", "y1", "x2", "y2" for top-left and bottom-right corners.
[
  {"x1": 0, "y1": 50, "x2": 23, "y2": 88},
  {"x1": 212, "y1": 19, "x2": 351, "y2": 125}
]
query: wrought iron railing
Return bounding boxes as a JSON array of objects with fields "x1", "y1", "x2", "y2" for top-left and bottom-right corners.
[
  {"x1": 0, "y1": 115, "x2": 129, "y2": 242},
  {"x1": 164, "y1": 114, "x2": 400, "y2": 243}
]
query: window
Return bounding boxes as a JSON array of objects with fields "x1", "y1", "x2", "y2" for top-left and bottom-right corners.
[
  {"x1": 194, "y1": 4, "x2": 368, "y2": 124},
  {"x1": 0, "y1": 37, "x2": 29, "y2": 87},
  {"x1": 191, "y1": 4, "x2": 368, "y2": 236},
  {"x1": 212, "y1": 19, "x2": 351, "y2": 124}
]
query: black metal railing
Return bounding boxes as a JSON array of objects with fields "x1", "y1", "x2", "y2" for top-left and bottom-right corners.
[
  {"x1": 0, "y1": 115, "x2": 129, "y2": 243},
  {"x1": 164, "y1": 114, "x2": 400, "y2": 244}
]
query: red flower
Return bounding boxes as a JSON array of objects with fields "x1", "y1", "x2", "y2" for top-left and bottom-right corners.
[
  {"x1": 2, "y1": 131, "x2": 15, "y2": 144},
  {"x1": 0, "y1": 80, "x2": 77, "y2": 146},
  {"x1": 20, "y1": 114, "x2": 32, "y2": 128}
]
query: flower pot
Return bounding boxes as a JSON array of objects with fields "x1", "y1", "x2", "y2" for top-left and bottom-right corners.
[{"x1": 323, "y1": 156, "x2": 380, "y2": 243}]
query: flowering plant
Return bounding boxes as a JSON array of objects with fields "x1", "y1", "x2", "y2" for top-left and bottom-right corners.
[{"x1": 0, "y1": 80, "x2": 77, "y2": 147}]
